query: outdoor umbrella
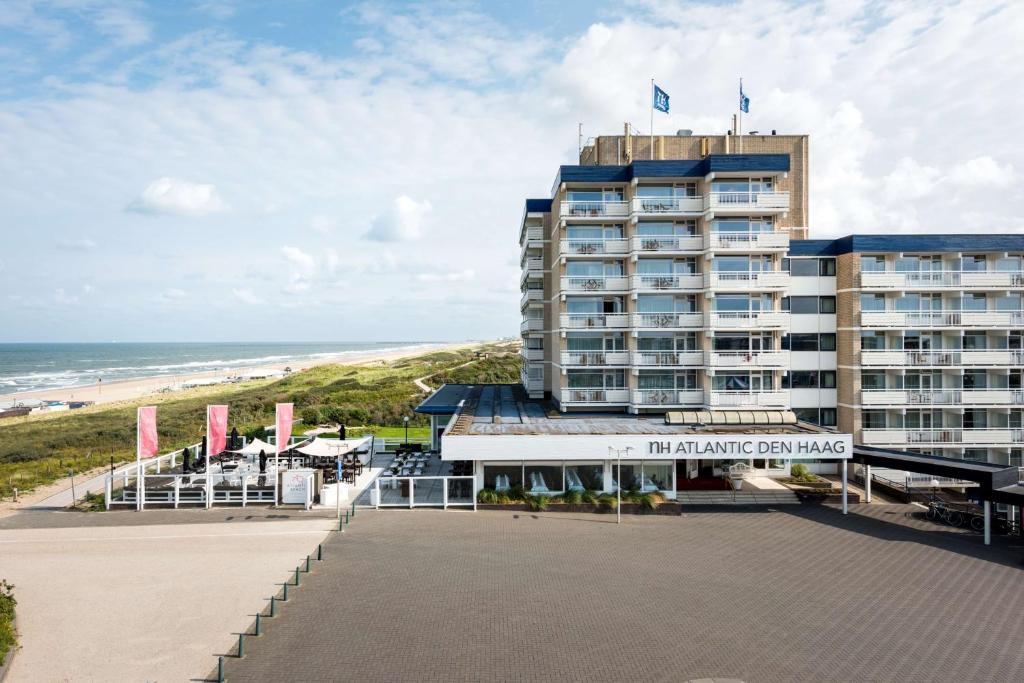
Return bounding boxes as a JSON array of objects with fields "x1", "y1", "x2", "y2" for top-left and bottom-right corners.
[
  {"x1": 259, "y1": 450, "x2": 267, "y2": 473},
  {"x1": 182, "y1": 446, "x2": 191, "y2": 473},
  {"x1": 339, "y1": 424, "x2": 346, "y2": 440}
]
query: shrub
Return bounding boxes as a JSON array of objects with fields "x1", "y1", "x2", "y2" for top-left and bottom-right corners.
[
  {"x1": 0, "y1": 580, "x2": 15, "y2": 662},
  {"x1": 559, "y1": 489, "x2": 583, "y2": 505},
  {"x1": 597, "y1": 493, "x2": 619, "y2": 511},
  {"x1": 524, "y1": 494, "x2": 550, "y2": 511},
  {"x1": 790, "y1": 463, "x2": 816, "y2": 482},
  {"x1": 300, "y1": 407, "x2": 322, "y2": 426},
  {"x1": 580, "y1": 490, "x2": 599, "y2": 505},
  {"x1": 477, "y1": 488, "x2": 499, "y2": 504}
]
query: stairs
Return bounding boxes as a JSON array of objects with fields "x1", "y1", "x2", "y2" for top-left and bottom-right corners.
[{"x1": 676, "y1": 490, "x2": 801, "y2": 505}]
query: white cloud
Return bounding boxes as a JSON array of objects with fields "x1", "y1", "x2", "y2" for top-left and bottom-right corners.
[
  {"x1": 281, "y1": 245, "x2": 316, "y2": 274},
  {"x1": 417, "y1": 269, "x2": 476, "y2": 283},
  {"x1": 57, "y1": 237, "x2": 97, "y2": 251},
  {"x1": 129, "y1": 177, "x2": 225, "y2": 217},
  {"x1": 231, "y1": 287, "x2": 263, "y2": 305},
  {"x1": 309, "y1": 214, "x2": 335, "y2": 234},
  {"x1": 364, "y1": 196, "x2": 432, "y2": 242},
  {"x1": 947, "y1": 156, "x2": 1015, "y2": 188},
  {"x1": 161, "y1": 287, "x2": 187, "y2": 300}
]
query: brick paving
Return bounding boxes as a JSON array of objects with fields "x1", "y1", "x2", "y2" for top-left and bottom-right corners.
[{"x1": 224, "y1": 505, "x2": 1024, "y2": 683}]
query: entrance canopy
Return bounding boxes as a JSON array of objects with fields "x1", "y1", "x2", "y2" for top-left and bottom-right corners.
[
  {"x1": 292, "y1": 436, "x2": 373, "y2": 459},
  {"x1": 226, "y1": 438, "x2": 279, "y2": 455}
]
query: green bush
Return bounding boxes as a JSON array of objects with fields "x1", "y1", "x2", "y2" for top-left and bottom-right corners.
[
  {"x1": 790, "y1": 464, "x2": 816, "y2": 482},
  {"x1": 524, "y1": 494, "x2": 551, "y2": 511},
  {"x1": 477, "y1": 488, "x2": 499, "y2": 504},
  {"x1": 300, "y1": 407, "x2": 322, "y2": 426},
  {"x1": 0, "y1": 580, "x2": 15, "y2": 662},
  {"x1": 597, "y1": 493, "x2": 619, "y2": 511},
  {"x1": 559, "y1": 489, "x2": 583, "y2": 505},
  {"x1": 580, "y1": 490, "x2": 599, "y2": 505}
]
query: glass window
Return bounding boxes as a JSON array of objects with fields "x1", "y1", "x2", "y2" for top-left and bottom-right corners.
[
  {"x1": 794, "y1": 408, "x2": 819, "y2": 423},
  {"x1": 483, "y1": 464, "x2": 522, "y2": 492},
  {"x1": 996, "y1": 295, "x2": 1022, "y2": 311},
  {"x1": 819, "y1": 258, "x2": 836, "y2": 276},
  {"x1": 819, "y1": 296, "x2": 836, "y2": 314},
  {"x1": 861, "y1": 371, "x2": 887, "y2": 390},
  {"x1": 820, "y1": 334, "x2": 836, "y2": 351},
  {"x1": 860, "y1": 294, "x2": 886, "y2": 311},
  {"x1": 789, "y1": 371, "x2": 818, "y2": 388},
  {"x1": 961, "y1": 294, "x2": 987, "y2": 311},
  {"x1": 638, "y1": 371, "x2": 675, "y2": 390},
  {"x1": 862, "y1": 410, "x2": 887, "y2": 429},
  {"x1": 714, "y1": 294, "x2": 751, "y2": 312},
  {"x1": 525, "y1": 464, "x2": 563, "y2": 493},
  {"x1": 637, "y1": 295, "x2": 674, "y2": 312},
  {"x1": 860, "y1": 255, "x2": 886, "y2": 272},
  {"x1": 821, "y1": 371, "x2": 837, "y2": 388},
  {"x1": 861, "y1": 331, "x2": 885, "y2": 350},
  {"x1": 642, "y1": 462, "x2": 674, "y2": 492},
  {"x1": 788, "y1": 334, "x2": 819, "y2": 351},
  {"x1": 790, "y1": 259, "x2": 819, "y2": 277},
  {"x1": 960, "y1": 255, "x2": 986, "y2": 272},
  {"x1": 565, "y1": 463, "x2": 603, "y2": 492},
  {"x1": 790, "y1": 296, "x2": 819, "y2": 314}
]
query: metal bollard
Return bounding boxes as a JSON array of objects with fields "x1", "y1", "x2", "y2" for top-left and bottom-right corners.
[
  {"x1": 282, "y1": 582, "x2": 289, "y2": 601},
  {"x1": 255, "y1": 613, "x2": 261, "y2": 636},
  {"x1": 294, "y1": 567, "x2": 300, "y2": 586},
  {"x1": 269, "y1": 595, "x2": 276, "y2": 616},
  {"x1": 351, "y1": 501, "x2": 356, "y2": 517},
  {"x1": 305, "y1": 555, "x2": 311, "y2": 572},
  {"x1": 238, "y1": 633, "x2": 245, "y2": 658},
  {"x1": 218, "y1": 656, "x2": 224, "y2": 682},
  {"x1": 317, "y1": 544, "x2": 322, "y2": 561}
]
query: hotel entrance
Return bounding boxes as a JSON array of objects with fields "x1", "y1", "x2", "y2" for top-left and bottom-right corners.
[{"x1": 676, "y1": 457, "x2": 790, "y2": 490}]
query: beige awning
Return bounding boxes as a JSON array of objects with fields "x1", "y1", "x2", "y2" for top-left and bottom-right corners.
[{"x1": 665, "y1": 410, "x2": 797, "y2": 426}]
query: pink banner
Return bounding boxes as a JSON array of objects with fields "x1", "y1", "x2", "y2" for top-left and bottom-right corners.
[
  {"x1": 276, "y1": 403, "x2": 293, "y2": 454},
  {"x1": 207, "y1": 405, "x2": 229, "y2": 456},
  {"x1": 137, "y1": 406, "x2": 158, "y2": 460}
]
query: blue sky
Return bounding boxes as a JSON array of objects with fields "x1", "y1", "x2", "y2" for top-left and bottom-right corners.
[{"x1": 1, "y1": 0, "x2": 1022, "y2": 342}]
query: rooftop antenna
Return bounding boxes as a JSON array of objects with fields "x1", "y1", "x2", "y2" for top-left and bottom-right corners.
[{"x1": 577, "y1": 122, "x2": 582, "y2": 160}]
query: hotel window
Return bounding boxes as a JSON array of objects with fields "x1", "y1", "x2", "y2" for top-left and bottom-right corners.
[
  {"x1": 861, "y1": 371, "x2": 887, "y2": 390},
  {"x1": 565, "y1": 463, "x2": 603, "y2": 491},
  {"x1": 819, "y1": 258, "x2": 836, "y2": 276},
  {"x1": 820, "y1": 333, "x2": 836, "y2": 351},
  {"x1": 995, "y1": 294, "x2": 1022, "y2": 311},
  {"x1": 788, "y1": 371, "x2": 819, "y2": 388},
  {"x1": 566, "y1": 224, "x2": 623, "y2": 241},
  {"x1": 962, "y1": 370, "x2": 987, "y2": 389},
  {"x1": 714, "y1": 255, "x2": 772, "y2": 272},
  {"x1": 712, "y1": 372, "x2": 773, "y2": 391},
  {"x1": 860, "y1": 294, "x2": 886, "y2": 311},
  {"x1": 785, "y1": 334, "x2": 818, "y2": 351},
  {"x1": 960, "y1": 255, "x2": 987, "y2": 272},
  {"x1": 785, "y1": 296, "x2": 820, "y2": 314},
  {"x1": 862, "y1": 410, "x2": 887, "y2": 429},
  {"x1": 525, "y1": 338, "x2": 543, "y2": 350},
  {"x1": 711, "y1": 216, "x2": 774, "y2": 234},
  {"x1": 616, "y1": 462, "x2": 673, "y2": 493},
  {"x1": 636, "y1": 183, "x2": 697, "y2": 197},
  {"x1": 861, "y1": 331, "x2": 885, "y2": 350},
  {"x1": 959, "y1": 293, "x2": 987, "y2": 312},
  {"x1": 860, "y1": 255, "x2": 886, "y2": 272},
  {"x1": 963, "y1": 449, "x2": 988, "y2": 462},
  {"x1": 567, "y1": 188, "x2": 624, "y2": 202},
  {"x1": 789, "y1": 259, "x2": 819, "y2": 277},
  {"x1": 525, "y1": 463, "x2": 563, "y2": 494},
  {"x1": 995, "y1": 255, "x2": 1022, "y2": 272},
  {"x1": 636, "y1": 220, "x2": 696, "y2": 236},
  {"x1": 819, "y1": 296, "x2": 837, "y2": 314},
  {"x1": 483, "y1": 464, "x2": 523, "y2": 492}
]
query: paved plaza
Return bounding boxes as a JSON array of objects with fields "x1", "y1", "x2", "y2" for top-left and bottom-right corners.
[{"x1": 225, "y1": 505, "x2": 1024, "y2": 683}]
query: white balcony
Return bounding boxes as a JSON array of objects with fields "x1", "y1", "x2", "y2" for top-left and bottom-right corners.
[
  {"x1": 523, "y1": 257, "x2": 543, "y2": 271},
  {"x1": 860, "y1": 350, "x2": 1024, "y2": 367},
  {"x1": 560, "y1": 313, "x2": 630, "y2": 329},
  {"x1": 520, "y1": 318, "x2": 543, "y2": 333},
  {"x1": 522, "y1": 376, "x2": 544, "y2": 394},
  {"x1": 705, "y1": 271, "x2": 789, "y2": 290},
  {"x1": 630, "y1": 235, "x2": 704, "y2": 253},
  {"x1": 861, "y1": 428, "x2": 1024, "y2": 446},
  {"x1": 560, "y1": 351, "x2": 630, "y2": 367},
  {"x1": 708, "y1": 390, "x2": 790, "y2": 409},
  {"x1": 706, "y1": 350, "x2": 790, "y2": 368},
  {"x1": 860, "y1": 310, "x2": 1024, "y2": 328},
  {"x1": 704, "y1": 231, "x2": 789, "y2": 251},
  {"x1": 560, "y1": 388, "x2": 630, "y2": 405},
  {"x1": 706, "y1": 191, "x2": 789, "y2": 214},
  {"x1": 630, "y1": 312, "x2": 704, "y2": 329},
  {"x1": 631, "y1": 351, "x2": 704, "y2": 367},
  {"x1": 560, "y1": 276, "x2": 629, "y2": 293},
  {"x1": 631, "y1": 273, "x2": 704, "y2": 292},
  {"x1": 559, "y1": 239, "x2": 629, "y2": 257},
  {"x1": 859, "y1": 271, "x2": 1024, "y2": 290},
  {"x1": 560, "y1": 200, "x2": 629, "y2": 220},
  {"x1": 706, "y1": 311, "x2": 790, "y2": 329},
  {"x1": 520, "y1": 289, "x2": 543, "y2": 308},
  {"x1": 521, "y1": 348, "x2": 543, "y2": 362},
  {"x1": 861, "y1": 388, "x2": 1024, "y2": 406},
  {"x1": 631, "y1": 389, "x2": 704, "y2": 407},
  {"x1": 630, "y1": 196, "x2": 704, "y2": 216},
  {"x1": 520, "y1": 225, "x2": 544, "y2": 250}
]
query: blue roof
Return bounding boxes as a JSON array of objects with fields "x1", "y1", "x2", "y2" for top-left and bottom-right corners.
[
  {"x1": 524, "y1": 198, "x2": 550, "y2": 213},
  {"x1": 788, "y1": 239, "x2": 842, "y2": 257},
  {"x1": 553, "y1": 154, "x2": 790, "y2": 188},
  {"x1": 791, "y1": 234, "x2": 1024, "y2": 256}
]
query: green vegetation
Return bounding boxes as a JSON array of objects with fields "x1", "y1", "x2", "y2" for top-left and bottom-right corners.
[
  {"x1": 789, "y1": 463, "x2": 818, "y2": 483},
  {"x1": 0, "y1": 343, "x2": 520, "y2": 499},
  {"x1": 475, "y1": 487, "x2": 665, "y2": 511},
  {"x1": 0, "y1": 580, "x2": 14, "y2": 663}
]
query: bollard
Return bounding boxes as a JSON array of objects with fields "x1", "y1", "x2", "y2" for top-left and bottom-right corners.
[
  {"x1": 282, "y1": 582, "x2": 289, "y2": 601},
  {"x1": 294, "y1": 567, "x2": 300, "y2": 586},
  {"x1": 218, "y1": 656, "x2": 224, "y2": 682},
  {"x1": 305, "y1": 555, "x2": 311, "y2": 572},
  {"x1": 317, "y1": 544, "x2": 322, "y2": 561},
  {"x1": 238, "y1": 633, "x2": 245, "y2": 658},
  {"x1": 351, "y1": 501, "x2": 356, "y2": 517},
  {"x1": 255, "y1": 613, "x2": 262, "y2": 636},
  {"x1": 269, "y1": 595, "x2": 276, "y2": 616}
]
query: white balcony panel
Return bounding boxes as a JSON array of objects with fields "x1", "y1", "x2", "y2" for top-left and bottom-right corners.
[
  {"x1": 704, "y1": 231, "x2": 789, "y2": 250},
  {"x1": 961, "y1": 389, "x2": 1024, "y2": 406},
  {"x1": 559, "y1": 351, "x2": 630, "y2": 367},
  {"x1": 630, "y1": 235, "x2": 704, "y2": 253},
  {"x1": 706, "y1": 191, "x2": 789, "y2": 214},
  {"x1": 630, "y1": 312, "x2": 704, "y2": 329},
  {"x1": 560, "y1": 201, "x2": 629, "y2": 219},
  {"x1": 631, "y1": 389, "x2": 704, "y2": 407},
  {"x1": 520, "y1": 318, "x2": 543, "y2": 333},
  {"x1": 560, "y1": 389, "x2": 630, "y2": 405},
  {"x1": 520, "y1": 225, "x2": 544, "y2": 249},
  {"x1": 630, "y1": 196, "x2": 704, "y2": 215},
  {"x1": 859, "y1": 271, "x2": 1024, "y2": 289},
  {"x1": 631, "y1": 274, "x2": 704, "y2": 291},
  {"x1": 522, "y1": 377, "x2": 544, "y2": 393},
  {"x1": 561, "y1": 276, "x2": 629, "y2": 293},
  {"x1": 707, "y1": 350, "x2": 790, "y2": 368},
  {"x1": 631, "y1": 351, "x2": 704, "y2": 367},
  {"x1": 706, "y1": 271, "x2": 790, "y2": 290},
  {"x1": 861, "y1": 428, "x2": 1022, "y2": 446},
  {"x1": 521, "y1": 348, "x2": 543, "y2": 362},
  {"x1": 708, "y1": 390, "x2": 790, "y2": 409},
  {"x1": 520, "y1": 290, "x2": 543, "y2": 309},
  {"x1": 559, "y1": 239, "x2": 629, "y2": 257},
  {"x1": 706, "y1": 311, "x2": 790, "y2": 329},
  {"x1": 560, "y1": 313, "x2": 630, "y2": 329},
  {"x1": 861, "y1": 311, "x2": 1024, "y2": 327}
]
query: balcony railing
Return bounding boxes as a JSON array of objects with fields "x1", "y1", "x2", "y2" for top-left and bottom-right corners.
[
  {"x1": 706, "y1": 311, "x2": 790, "y2": 329},
  {"x1": 520, "y1": 225, "x2": 543, "y2": 248},
  {"x1": 522, "y1": 376, "x2": 544, "y2": 393},
  {"x1": 630, "y1": 196, "x2": 704, "y2": 215},
  {"x1": 861, "y1": 428, "x2": 1024, "y2": 446},
  {"x1": 523, "y1": 257, "x2": 543, "y2": 271},
  {"x1": 631, "y1": 351, "x2": 704, "y2": 366},
  {"x1": 631, "y1": 389, "x2": 704, "y2": 407},
  {"x1": 706, "y1": 191, "x2": 789, "y2": 213},
  {"x1": 560, "y1": 313, "x2": 629, "y2": 329},
  {"x1": 520, "y1": 318, "x2": 543, "y2": 333},
  {"x1": 858, "y1": 271, "x2": 1024, "y2": 289},
  {"x1": 521, "y1": 348, "x2": 543, "y2": 362},
  {"x1": 705, "y1": 271, "x2": 789, "y2": 290},
  {"x1": 860, "y1": 310, "x2": 1024, "y2": 328},
  {"x1": 560, "y1": 200, "x2": 629, "y2": 219},
  {"x1": 631, "y1": 274, "x2": 704, "y2": 291},
  {"x1": 560, "y1": 388, "x2": 630, "y2": 405},
  {"x1": 862, "y1": 389, "x2": 1024, "y2": 406},
  {"x1": 704, "y1": 231, "x2": 789, "y2": 250},
  {"x1": 630, "y1": 312, "x2": 703, "y2": 329},
  {"x1": 706, "y1": 350, "x2": 790, "y2": 367},
  {"x1": 559, "y1": 239, "x2": 629, "y2": 256},
  {"x1": 520, "y1": 289, "x2": 543, "y2": 308},
  {"x1": 859, "y1": 349, "x2": 1024, "y2": 367},
  {"x1": 630, "y1": 235, "x2": 704, "y2": 253},
  {"x1": 560, "y1": 351, "x2": 630, "y2": 367},
  {"x1": 708, "y1": 390, "x2": 790, "y2": 408},
  {"x1": 561, "y1": 276, "x2": 629, "y2": 292}
]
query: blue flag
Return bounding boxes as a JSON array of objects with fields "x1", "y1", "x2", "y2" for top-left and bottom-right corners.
[
  {"x1": 653, "y1": 84, "x2": 669, "y2": 113},
  {"x1": 740, "y1": 83, "x2": 750, "y2": 113}
]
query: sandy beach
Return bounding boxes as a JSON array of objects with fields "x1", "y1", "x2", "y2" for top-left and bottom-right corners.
[{"x1": 0, "y1": 341, "x2": 479, "y2": 409}]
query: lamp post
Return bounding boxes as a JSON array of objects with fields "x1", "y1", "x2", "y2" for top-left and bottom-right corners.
[
  {"x1": 608, "y1": 446, "x2": 633, "y2": 525},
  {"x1": 403, "y1": 416, "x2": 409, "y2": 445}
]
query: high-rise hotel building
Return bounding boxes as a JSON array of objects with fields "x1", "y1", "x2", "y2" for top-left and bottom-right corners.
[{"x1": 519, "y1": 129, "x2": 1024, "y2": 468}]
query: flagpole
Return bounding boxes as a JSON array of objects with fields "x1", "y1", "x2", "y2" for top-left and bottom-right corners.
[
  {"x1": 738, "y1": 77, "x2": 743, "y2": 154},
  {"x1": 205, "y1": 407, "x2": 212, "y2": 509},
  {"x1": 136, "y1": 407, "x2": 142, "y2": 512},
  {"x1": 650, "y1": 78, "x2": 655, "y2": 160},
  {"x1": 274, "y1": 407, "x2": 280, "y2": 508}
]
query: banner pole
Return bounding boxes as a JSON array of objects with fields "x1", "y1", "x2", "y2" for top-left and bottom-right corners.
[
  {"x1": 205, "y1": 407, "x2": 212, "y2": 509},
  {"x1": 274, "y1": 406, "x2": 280, "y2": 508},
  {"x1": 136, "y1": 407, "x2": 142, "y2": 511},
  {"x1": 650, "y1": 78, "x2": 655, "y2": 160}
]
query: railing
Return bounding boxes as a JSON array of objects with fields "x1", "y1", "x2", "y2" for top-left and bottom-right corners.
[
  {"x1": 373, "y1": 475, "x2": 476, "y2": 509},
  {"x1": 706, "y1": 311, "x2": 790, "y2": 328},
  {"x1": 523, "y1": 257, "x2": 543, "y2": 271},
  {"x1": 708, "y1": 390, "x2": 790, "y2": 408},
  {"x1": 521, "y1": 348, "x2": 543, "y2": 361},
  {"x1": 520, "y1": 226, "x2": 544, "y2": 245},
  {"x1": 520, "y1": 289, "x2": 543, "y2": 308},
  {"x1": 560, "y1": 200, "x2": 629, "y2": 218},
  {"x1": 631, "y1": 389, "x2": 704, "y2": 406},
  {"x1": 859, "y1": 349, "x2": 1024, "y2": 366},
  {"x1": 861, "y1": 389, "x2": 1024, "y2": 406},
  {"x1": 707, "y1": 350, "x2": 789, "y2": 367},
  {"x1": 630, "y1": 312, "x2": 703, "y2": 328},
  {"x1": 631, "y1": 273, "x2": 703, "y2": 290},
  {"x1": 560, "y1": 388, "x2": 630, "y2": 404},
  {"x1": 860, "y1": 310, "x2": 1024, "y2": 327},
  {"x1": 858, "y1": 271, "x2": 1024, "y2": 289},
  {"x1": 706, "y1": 191, "x2": 789, "y2": 212},
  {"x1": 860, "y1": 428, "x2": 1024, "y2": 446},
  {"x1": 704, "y1": 231, "x2": 789, "y2": 250},
  {"x1": 630, "y1": 196, "x2": 704, "y2": 214},
  {"x1": 110, "y1": 471, "x2": 277, "y2": 508},
  {"x1": 706, "y1": 271, "x2": 790, "y2": 289},
  {"x1": 559, "y1": 239, "x2": 629, "y2": 256},
  {"x1": 560, "y1": 351, "x2": 630, "y2": 366},
  {"x1": 560, "y1": 313, "x2": 629, "y2": 329},
  {"x1": 520, "y1": 317, "x2": 543, "y2": 332},
  {"x1": 630, "y1": 235, "x2": 704, "y2": 252},
  {"x1": 631, "y1": 351, "x2": 704, "y2": 366},
  {"x1": 560, "y1": 275, "x2": 629, "y2": 292}
]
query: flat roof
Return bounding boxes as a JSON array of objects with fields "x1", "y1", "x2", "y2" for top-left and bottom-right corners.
[{"x1": 790, "y1": 234, "x2": 1024, "y2": 256}]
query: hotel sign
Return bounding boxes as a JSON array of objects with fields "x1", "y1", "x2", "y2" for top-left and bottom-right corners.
[{"x1": 648, "y1": 435, "x2": 850, "y2": 458}]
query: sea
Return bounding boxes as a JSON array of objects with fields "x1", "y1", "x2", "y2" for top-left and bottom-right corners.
[{"x1": 0, "y1": 341, "x2": 435, "y2": 395}]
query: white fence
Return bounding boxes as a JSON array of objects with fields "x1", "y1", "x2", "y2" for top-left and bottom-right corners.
[{"x1": 373, "y1": 476, "x2": 476, "y2": 509}]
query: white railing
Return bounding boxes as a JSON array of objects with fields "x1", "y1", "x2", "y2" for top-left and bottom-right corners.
[
  {"x1": 859, "y1": 271, "x2": 1024, "y2": 289},
  {"x1": 631, "y1": 273, "x2": 703, "y2": 290},
  {"x1": 861, "y1": 389, "x2": 1024, "y2": 406},
  {"x1": 520, "y1": 289, "x2": 542, "y2": 308},
  {"x1": 520, "y1": 226, "x2": 543, "y2": 245},
  {"x1": 630, "y1": 196, "x2": 704, "y2": 214},
  {"x1": 523, "y1": 257, "x2": 543, "y2": 271},
  {"x1": 630, "y1": 312, "x2": 704, "y2": 329},
  {"x1": 630, "y1": 235, "x2": 704, "y2": 252},
  {"x1": 522, "y1": 376, "x2": 544, "y2": 393},
  {"x1": 560, "y1": 200, "x2": 629, "y2": 218},
  {"x1": 520, "y1": 348, "x2": 543, "y2": 361},
  {"x1": 860, "y1": 428, "x2": 1024, "y2": 446},
  {"x1": 706, "y1": 311, "x2": 790, "y2": 329},
  {"x1": 632, "y1": 389, "x2": 704, "y2": 406},
  {"x1": 560, "y1": 388, "x2": 630, "y2": 404},
  {"x1": 706, "y1": 191, "x2": 789, "y2": 212},
  {"x1": 560, "y1": 351, "x2": 629, "y2": 366},
  {"x1": 706, "y1": 271, "x2": 789, "y2": 289},
  {"x1": 560, "y1": 313, "x2": 630, "y2": 329},
  {"x1": 708, "y1": 390, "x2": 790, "y2": 408},
  {"x1": 520, "y1": 317, "x2": 543, "y2": 333},
  {"x1": 374, "y1": 475, "x2": 476, "y2": 509},
  {"x1": 631, "y1": 351, "x2": 704, "y2": 366},
  {"x1": 859, "y1": 349, "x2": 1024, "y2": 367},
  {"x1": 559, "y1": 239, "x2": 629, "y2": 256},
  {"x1": 560, "y1": 275, "x2": 629, "y2": 292},
  {"x1": 704, "y1": 231, "x2": 789, "y2": 250},
  {"x1": 707, "y1": 350, "x2": 790, "y2": 367},
  {"x1": 860, "y1": 310, "x2": 1024, "y2": 327}
]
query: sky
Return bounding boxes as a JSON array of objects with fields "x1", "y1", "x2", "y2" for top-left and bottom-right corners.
[{"x1": 0, "y1": 0, "x2": 1022, "y2": 343}]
